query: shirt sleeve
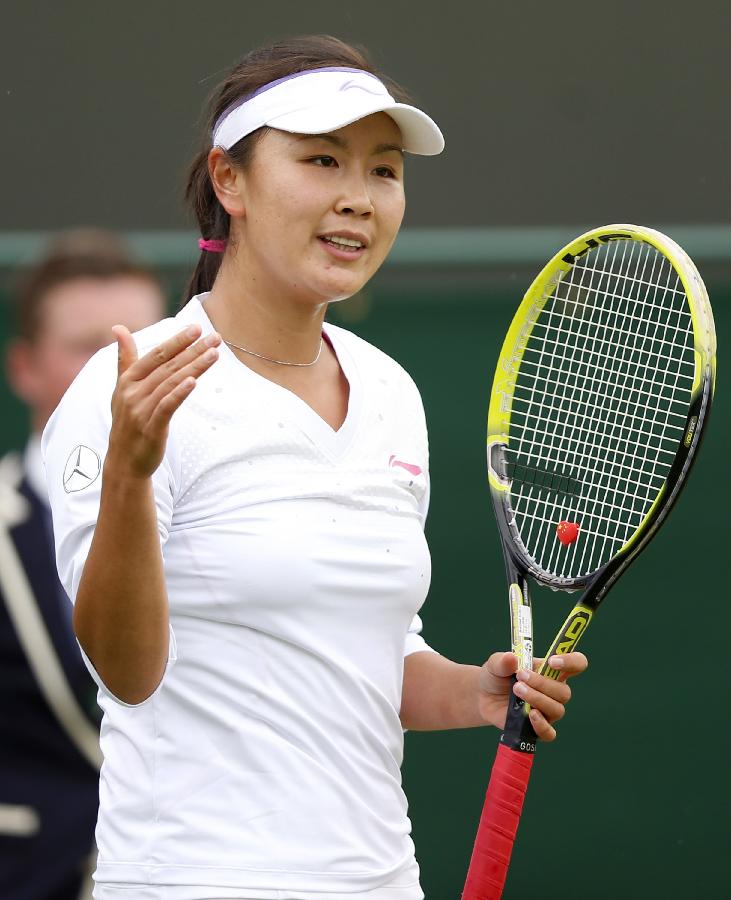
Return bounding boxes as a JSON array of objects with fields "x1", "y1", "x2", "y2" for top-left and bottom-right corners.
[
  {"x1": 404, "y1": 613, "x2": 436, "y2": 656},
  {"x1": 41, "y1": 344, "x2": 179, "y2": 705}
]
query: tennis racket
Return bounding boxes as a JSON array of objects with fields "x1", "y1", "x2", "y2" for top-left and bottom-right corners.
[{"x1": 462, "y1": 224, "x2": 716, "y2": 900}]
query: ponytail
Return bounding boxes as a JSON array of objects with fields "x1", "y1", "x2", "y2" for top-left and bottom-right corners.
[{"x1": 184, "y1": 149, "x2": 229, "y2": 300}]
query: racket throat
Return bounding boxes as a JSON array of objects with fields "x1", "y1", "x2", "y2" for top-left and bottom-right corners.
[
  {"x1": 508, "y1": 581, "x2": 533, "y2": 673},
  {"x1": 543, "y1": 604, "x2": 594, "y2": 668},
  {"x1": 502, "y1": 577, "x2": 538, "y2": 754}
]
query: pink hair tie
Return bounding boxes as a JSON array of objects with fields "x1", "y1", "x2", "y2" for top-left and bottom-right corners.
[{"x1": 198, "y1": 237, "x2": 227, "y2": 253}]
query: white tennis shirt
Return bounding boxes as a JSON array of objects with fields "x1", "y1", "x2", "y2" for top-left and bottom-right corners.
[{"x1": 42, "y1": 295, "x2": 434, "y2": 899}]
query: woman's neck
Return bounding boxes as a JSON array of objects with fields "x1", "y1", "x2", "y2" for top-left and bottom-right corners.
[{"x1": 204, "y1": 254, "x2": 327, "y2": 365}]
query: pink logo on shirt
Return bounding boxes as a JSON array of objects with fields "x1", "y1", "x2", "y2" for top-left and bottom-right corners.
[{"x1": 389, "y1": 455, "x2": 422, "y2": 477}]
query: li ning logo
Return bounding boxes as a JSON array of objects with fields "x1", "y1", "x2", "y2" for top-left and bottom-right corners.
[
  {"x1": 389, "y1": 455, "x2": 422, "y2": 477},
  {"x1": 339, "y1": 79, "x2": 386, "y2": 98}
]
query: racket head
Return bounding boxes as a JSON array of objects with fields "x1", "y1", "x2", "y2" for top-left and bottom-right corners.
[{"x1": 487, "y1": 224, "x2": 716, "y2": 602}]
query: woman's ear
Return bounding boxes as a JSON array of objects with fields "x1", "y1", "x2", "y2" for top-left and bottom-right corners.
[{"x1": 208, "y1": 148, "x2": 246, "y2": 218}]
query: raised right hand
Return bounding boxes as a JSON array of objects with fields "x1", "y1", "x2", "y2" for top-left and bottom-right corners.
[{"x1": 106, "y1": 324, "x2": 221, "y2": 479}]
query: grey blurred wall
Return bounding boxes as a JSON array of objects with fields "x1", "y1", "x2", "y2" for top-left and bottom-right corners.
[{"x1": 2, "y1": 0, "x2": 730, "y2": 231}]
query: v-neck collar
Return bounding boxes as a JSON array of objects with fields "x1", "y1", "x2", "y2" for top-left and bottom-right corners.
[{"x1": 188, "y1": 295, "x2": 363, "y2": 461}]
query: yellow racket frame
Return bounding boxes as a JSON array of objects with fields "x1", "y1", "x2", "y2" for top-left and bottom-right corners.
[{"x1": 486, "y1": 224, "x2": 717, "y2": 677}]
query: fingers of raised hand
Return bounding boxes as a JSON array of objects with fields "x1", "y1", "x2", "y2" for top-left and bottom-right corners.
[
  {"x1": 113, "y1": 325, "x2": 138, "y2": 376},
  {"x1": 124, "y1": 325, "x2": 216, "y2": 384},
  {"x1": 146, "y1": 348, "x2": 220, "y2": 432},
  {"x1": 146, "y1": 376, "x2": 198, "y2": 439},
  {"x1": 144, "y1": 337, "x2": 220, "y2": 414},
  {"x1": 111, "y1": 330, "x2": 220, "y2": 449},
  {"x1": 513, "y1": 668, "x2": 570, "y2": 725},
  {"x1": 115, "y1": 329, "x2": 220, "y2": 415}
]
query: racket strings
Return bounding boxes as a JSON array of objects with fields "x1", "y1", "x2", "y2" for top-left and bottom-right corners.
[
  {"x1": 505, "y1": 238, "x2": 695, "y2": 579},
  {"x1": 514, "y1": 237, "x2": 637, "y2": 572},
  {"x1": 530, "y1": 241, "x2": 688, "y2": 575},
  {"x1": 538, "y1": 241, "x2": 687, "y2": 576},
  {"x1": 512, "y1": 384, "x2": 687, "y2": 458},
  {"x1": 527, "y1": 319, "x2": 694, "y2": 368},
  {"x1": 523, "y1": 242, "x2": 640, "y2": 574}
]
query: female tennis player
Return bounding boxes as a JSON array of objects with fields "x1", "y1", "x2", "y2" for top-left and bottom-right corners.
[{"x1": 42, "y1": 36, "x2": 587, "y2": 900}]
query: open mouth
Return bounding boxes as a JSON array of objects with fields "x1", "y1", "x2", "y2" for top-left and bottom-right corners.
[{"x1": 318, "y1": 235, "x2": 366, "y2": 253}]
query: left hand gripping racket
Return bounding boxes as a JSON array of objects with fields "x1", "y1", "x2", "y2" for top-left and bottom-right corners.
[{"x1": 462, "y1": 224, "x2": 716, "y2": 899}]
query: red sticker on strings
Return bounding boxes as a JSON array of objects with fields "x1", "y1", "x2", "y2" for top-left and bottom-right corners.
[{"x1": 556, "y1": 521, "x2": 580, "y2": 545}]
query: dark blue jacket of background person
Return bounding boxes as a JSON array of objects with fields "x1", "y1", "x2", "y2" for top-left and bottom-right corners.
[{"x1": 0, "y1": 450, "x2": 100, "y2": 900}]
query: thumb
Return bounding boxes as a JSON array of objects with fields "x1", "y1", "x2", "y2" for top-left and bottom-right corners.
[
  {"x1": 112, "y1": 325, "x2": 138, "y2": 376},
  {"x1": 484, "y1": 651, "x2": 520, "y2": 680}
]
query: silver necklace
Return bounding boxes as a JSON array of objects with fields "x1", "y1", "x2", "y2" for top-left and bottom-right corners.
[{"x1": 224, "y1": 336, "x2": 324, "y2": 367}]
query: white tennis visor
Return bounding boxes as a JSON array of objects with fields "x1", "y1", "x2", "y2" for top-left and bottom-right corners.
[{"x1": 212, "y1": 67, "x2": 445, "y2": 156}]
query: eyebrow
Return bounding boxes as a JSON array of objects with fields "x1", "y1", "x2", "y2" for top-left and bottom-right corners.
[{"x1": 297, "y1": 133, "x2": 404, "y2": 156}]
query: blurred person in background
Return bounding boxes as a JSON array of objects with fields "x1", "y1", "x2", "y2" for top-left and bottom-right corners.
[{"x1": 0, "y1": 230, "x2": 165, "y2": 900}]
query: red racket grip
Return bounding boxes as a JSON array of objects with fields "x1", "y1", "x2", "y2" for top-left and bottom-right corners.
[{"x1": 462, "y1": 743, "x2": 534, "y2": 899}]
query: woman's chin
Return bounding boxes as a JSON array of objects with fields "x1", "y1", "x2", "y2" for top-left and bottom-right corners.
[{"x1": 309, "y1": 272, "x2": 370, "y2": 306}]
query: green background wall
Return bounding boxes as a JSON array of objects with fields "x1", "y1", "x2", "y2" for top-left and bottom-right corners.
[{"x1": 2, "y1": 243, "x2": 726, "y2": 898}]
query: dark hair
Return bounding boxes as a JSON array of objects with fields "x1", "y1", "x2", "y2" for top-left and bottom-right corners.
[
  {"x1": 184, "y1": 35, "x2": 411, "y2": 300},
  {"x1": 14, "y1": 229, "x2": 161, "y2": 342}
]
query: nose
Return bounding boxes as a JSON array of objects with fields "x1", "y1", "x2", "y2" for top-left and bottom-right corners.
[{"x1": 335, "y1": 175, "x2": 374, "y2": 218}]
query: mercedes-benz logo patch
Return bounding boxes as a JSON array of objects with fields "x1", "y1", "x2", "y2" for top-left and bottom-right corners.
[{"x1": 63, "y1": 445, "x2": 101, "y2": 493}]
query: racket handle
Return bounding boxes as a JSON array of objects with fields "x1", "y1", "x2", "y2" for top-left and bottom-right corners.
[{"x1": 462, "y1": 743, "x2": 534, "y2": 900}]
